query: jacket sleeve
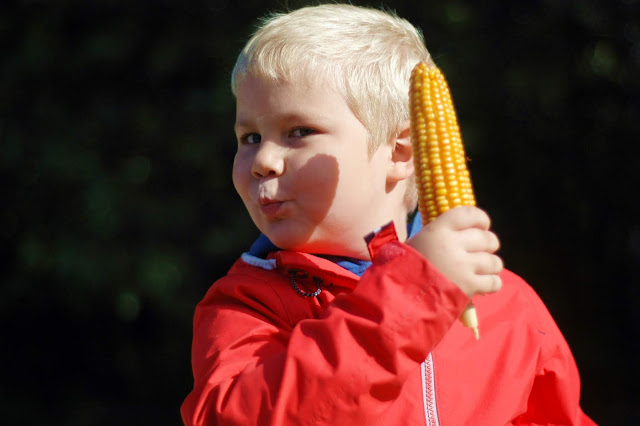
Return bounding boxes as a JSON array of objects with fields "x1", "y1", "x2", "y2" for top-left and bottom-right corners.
[
  {"x1": 512, "y1": 287, "x2": 597, "y2": 426},
  {"x1": 181, "y1": 239, "x2": 469, "y2": 425}
]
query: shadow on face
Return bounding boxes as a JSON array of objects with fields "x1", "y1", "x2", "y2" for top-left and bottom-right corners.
[{"x1": 277, "y1": 152, "x2": 341, "y2": 252}]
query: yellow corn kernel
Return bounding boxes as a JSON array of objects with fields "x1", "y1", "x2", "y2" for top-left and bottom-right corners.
[{"x1": 409, "y1": 62, "x2": 480, "y2": 339}]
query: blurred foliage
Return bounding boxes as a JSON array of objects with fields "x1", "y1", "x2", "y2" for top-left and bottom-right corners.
[{"x1": 1, "y1": 0, "x2": 639, "y2": 424}]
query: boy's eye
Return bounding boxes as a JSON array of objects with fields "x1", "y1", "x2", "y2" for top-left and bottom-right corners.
[
  {"x1": 290, "y1": 128, "x2": 315, "y2": 138},
  {"x1": 240, "y1": 133, "x2": 261, "y2": 145}
]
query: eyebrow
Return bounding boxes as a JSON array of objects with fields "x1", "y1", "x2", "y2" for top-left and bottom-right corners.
[
  {"x1": 234, "y1": 112, "x2": 327, "y2": 132},
  {"x1": 233, "y1": 121, "x2": 248, "y2": 133}
]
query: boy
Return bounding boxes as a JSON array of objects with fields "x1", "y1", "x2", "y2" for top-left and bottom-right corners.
[{"x1": 182, "y1": 4, "x2": 595, "y2": 425}]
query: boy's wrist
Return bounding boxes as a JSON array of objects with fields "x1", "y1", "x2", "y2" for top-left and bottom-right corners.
[{"x1": 365, "y1": 220, "x2": 470, "y2": 308}]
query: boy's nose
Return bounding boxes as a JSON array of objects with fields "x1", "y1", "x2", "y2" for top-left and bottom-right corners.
[{"x1": 251, "y1": 141, "x2": 285, "y2": 178}]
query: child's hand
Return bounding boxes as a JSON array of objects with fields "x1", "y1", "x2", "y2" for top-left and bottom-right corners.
[{"x1": 407, "y1": 206, "x2": 503, "y2": 298}]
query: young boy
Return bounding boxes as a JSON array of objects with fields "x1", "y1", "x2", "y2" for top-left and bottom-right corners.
[{"x1": 182, "y1": 4, "x2": 595, "y2": 425}]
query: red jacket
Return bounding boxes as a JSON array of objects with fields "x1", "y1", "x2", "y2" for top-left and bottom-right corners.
[{"x1": 182, "y1": 225, "x2": 595, "y2": 425}]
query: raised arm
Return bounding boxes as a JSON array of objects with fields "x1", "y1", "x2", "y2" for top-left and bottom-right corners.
[{"x1": 182, "y1": 231, "x2": 470, "y2": 425}]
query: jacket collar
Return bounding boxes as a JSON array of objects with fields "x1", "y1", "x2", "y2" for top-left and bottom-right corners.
[
  {"x1": 241, "y1": 212, "x2": 421, "y2": 281},
  {"x1": 268, "y1": 250, "x2": 361, "y2": 290}
]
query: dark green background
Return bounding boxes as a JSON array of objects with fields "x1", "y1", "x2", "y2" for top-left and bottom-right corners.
[{"x1": 3, "y1": 0, "x2": 639, "y2": 424}]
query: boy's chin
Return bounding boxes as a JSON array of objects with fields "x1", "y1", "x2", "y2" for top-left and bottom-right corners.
[
  {"x1": 268, "y1": 238, "x2": 316, "y2": 253},
  {"x1": 267, "y1": 234, "x2": 332, "y2": 254},
  {"x1": 271, "y1": 237, "x2": 363, "y2": 259},
  {"x1": 262, "y1": 224, "x2": 365, "y2": 257}
]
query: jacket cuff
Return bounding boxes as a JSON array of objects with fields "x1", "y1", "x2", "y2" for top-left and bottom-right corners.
[
  {"x1": 365, "y1": 221, "x2": 407, "y2": 264},
  {"x1": 365, "y1": 220, "x2": 470, "y2": 316}
]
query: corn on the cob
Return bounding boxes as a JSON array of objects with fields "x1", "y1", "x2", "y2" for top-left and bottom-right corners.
[{"x1": 409, "y1": 62, "x2": 480, "y2": 339}]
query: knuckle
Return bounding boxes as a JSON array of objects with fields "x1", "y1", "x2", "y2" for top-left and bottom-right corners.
[
  {"x1": 478, "y1": 207, "x2": 489, "y2": 219},
  {"x1": 492, "y1": 232, "x2": 501, "y2": 249},
  {"x1": 494, "y1": 274, "x2": 503, "y2": 291},
  {"x1": 484, "y1": 232, "x2": 497, "y2": 249}
]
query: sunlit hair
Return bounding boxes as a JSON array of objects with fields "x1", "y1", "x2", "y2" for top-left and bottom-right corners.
[{"x1": 231, "y1": 3, "x2": 434, "y2": 210}]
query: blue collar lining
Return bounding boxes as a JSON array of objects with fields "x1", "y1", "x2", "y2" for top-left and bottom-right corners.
[{"x1": 247, "y1": 212, "x2": 422, "y2": 277}]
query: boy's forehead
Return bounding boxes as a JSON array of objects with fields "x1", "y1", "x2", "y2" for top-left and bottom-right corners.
[
  {"x1": 236, "y1": 69, "x2": 332, "y2": 92},
  {"x1": 234, "y1": 74, "x2": 345, "y2": 126},
  {"x1": 235, "y1": 72, "x2": 343, "y2": 108}
]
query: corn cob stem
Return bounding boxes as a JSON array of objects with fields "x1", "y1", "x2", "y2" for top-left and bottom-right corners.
[{"x1": 409, "y1": 62, "x2": 480, "y2": 339}]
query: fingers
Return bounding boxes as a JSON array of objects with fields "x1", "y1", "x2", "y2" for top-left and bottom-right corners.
[
  {"x1": 454, "y1": 265, "x2": 502, "y2": 298},
  {"x1": 411, "y1": 205, "x2": 504, "y2": 298},
  {"x1": 438, "y1": 206, "x2": 491, "y2": 231},
  {"x1": 471, "y1": 252, "x2": 504, "y2": 275},
  {"x1": 459, "y1": 228, "x2": 501, "y2": 253},
  {"x1": 466, "y1": 253, "x2": 503, "y2": 295},
  {"x1": 474, "y1": 273, "x2": 502, "y2": 295}
]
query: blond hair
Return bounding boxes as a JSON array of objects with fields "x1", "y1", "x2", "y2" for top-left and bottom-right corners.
[{"x1": 231, "y1": 3, "x2": 433, "y2": 209}]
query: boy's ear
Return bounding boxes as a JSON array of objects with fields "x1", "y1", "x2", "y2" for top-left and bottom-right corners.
[{"x1": 387, "y1": 120, "x2": 414, "y2": 182}]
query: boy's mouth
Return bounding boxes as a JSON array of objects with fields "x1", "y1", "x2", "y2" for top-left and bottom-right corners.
[{"x1": 259, "y1": 198, "x2": 286, "y2": 218}]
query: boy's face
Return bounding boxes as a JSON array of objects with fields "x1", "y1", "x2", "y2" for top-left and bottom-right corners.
[{"x1": 233, "y1": 74, "x2": 400, "y2": 259}]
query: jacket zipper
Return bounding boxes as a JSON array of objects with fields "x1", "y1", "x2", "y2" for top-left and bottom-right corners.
[{"x1": 421, "y1": 353, "x2": 440, "y2": 426}]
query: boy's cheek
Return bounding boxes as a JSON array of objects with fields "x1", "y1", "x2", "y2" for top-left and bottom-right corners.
[
  {"x1": 295, "y1": 154, "x2": 340, "y2": 214},
  {"x1": 231, "y1": 156, "x2": 249, "y2": 188},
  {"x1": 231, "y1": 171, "x2": 251, "y2": 206}
]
